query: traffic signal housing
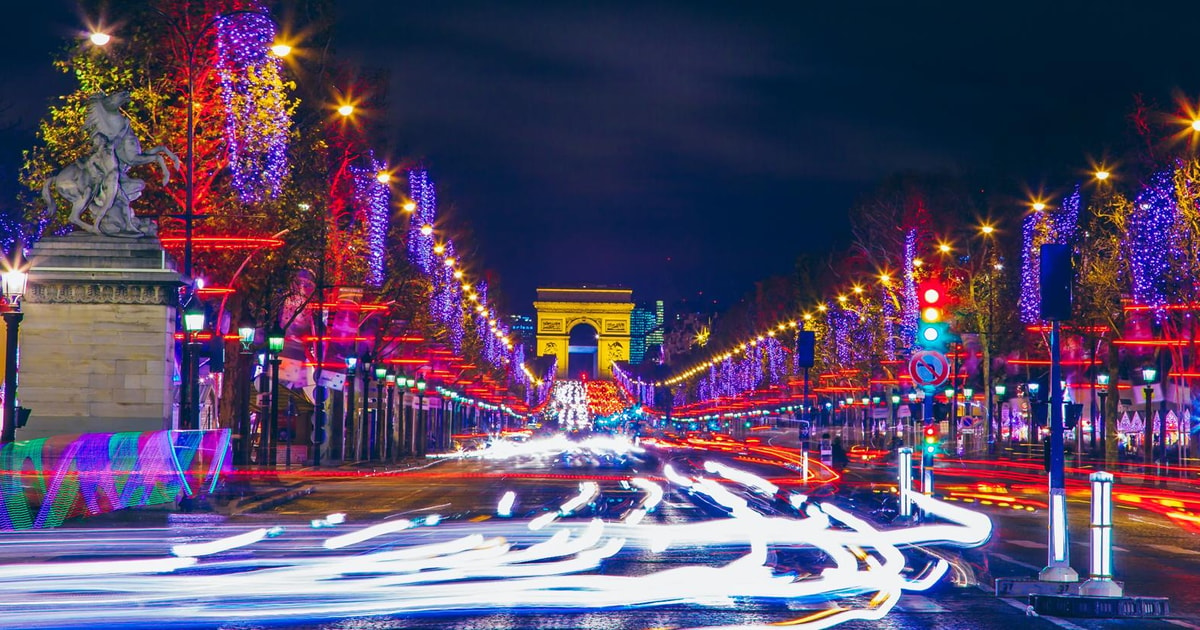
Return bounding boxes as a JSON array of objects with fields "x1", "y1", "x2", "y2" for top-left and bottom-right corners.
[
  {"x1": 916, "y1": 280, "x2": 956, "y2": 351},
  {"x1": 922, "y1": 424, "x2": 940, "y2": 456}
]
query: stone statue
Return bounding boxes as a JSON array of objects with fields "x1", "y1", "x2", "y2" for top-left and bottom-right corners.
[{"x1": 42, "y1": 91, "x2": 180, "y2": 238}]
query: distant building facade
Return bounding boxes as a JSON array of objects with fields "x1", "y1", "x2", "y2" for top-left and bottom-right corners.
[
  {"x1": 507, "y1": 314, "x2": 536, "y2": 356},
  {"x1": 629, "y1": 300, "x2": 664, "y2": 365}
]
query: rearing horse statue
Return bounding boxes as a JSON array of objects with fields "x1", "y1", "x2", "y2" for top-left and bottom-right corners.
[{"x1": 42, "y1": 91, "x2": 180, "y2": 238}]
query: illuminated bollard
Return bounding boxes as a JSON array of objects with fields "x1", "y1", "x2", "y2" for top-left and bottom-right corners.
[
  {"x1": 1079, "y1": 471, "x2": 1123, "y2": 597},
  {"x1": 801, "y1": 450, "x2": 809, "y2": 482},
  {"x1": 898, "y1": 447, "x2": 913, "y2": 518}
]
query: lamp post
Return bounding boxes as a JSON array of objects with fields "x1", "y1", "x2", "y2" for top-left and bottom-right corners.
[
  {"x1": 417, "y1": 378, "x2": 428, "y2": 457},
  {"x1": 385, "y1": 371, "x2": 397, "y2": 461},
  {"x1": 235, "y1": 325, "x2": 255, "y2": 465},
  {"x1": 265, "y1": 326, "x2": 284, "y2": 467},
  {"x1": 993, "y1": 383, "x2": 1006, "y2": 453},
  {"x1": 890, "y1": 393, "x2": 900, "y2": 441},
  {"x1": 358, "y1": 361, "x2": 372, "y2": 461},
  {"x1": 1096, "y1": 373, "x2": 1110, "y2": 458},
  {"x1": 1142, "y1": 366, "x2": 1157, "y2": 465},
  {"x1": 342, "y1": 356, "x2": 357, "y2": 463},
  {"x1": 1, "y1": 266, "x2": 28, "y2": 445},
  {"x1": 180, "y1": 301, "x2": 206, "y2": 430},
  {"x1": 1027, "y1": 381, "x2": 1040, "y2": 445},
  {"x1": 373, "y1": 365, "x2": 386, "y2": 460}
]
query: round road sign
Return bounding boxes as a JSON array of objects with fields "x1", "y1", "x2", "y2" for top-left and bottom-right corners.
[{"x1": 908, "y1": 350, "x2": 950, "y2": 388}]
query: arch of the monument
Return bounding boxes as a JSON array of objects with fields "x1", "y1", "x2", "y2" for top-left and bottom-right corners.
[{"x1": 533, "y1": 287, "x2": 633, "y2": 380}]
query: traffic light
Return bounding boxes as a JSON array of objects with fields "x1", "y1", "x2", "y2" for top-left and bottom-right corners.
[
  {"x1": 923, "y1": 424, "x2": 940, "y2": 455},
  {"x1": 916, "y1": 280, "x2": 950, "y2": 351}
]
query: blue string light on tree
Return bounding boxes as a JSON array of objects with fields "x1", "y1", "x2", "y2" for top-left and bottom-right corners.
[
  {"x1": 216, "y1": 8, "x2": 293, "y2": 202},
  {"x1": 407, "y1": 168, "x2": 438, "y2": 274},
  {"x1": 350, "y1": 156, "x2": 389, "y2": 286},
  {"x1": 1127, "y1": 168, "x2": 1177, "y2": 320},
  {"x1": 901, "y1": 228, "x2": 918, "y2": 343},
  {"x1": 1050, "y1": 185, "x2": 1082, "y2": 244},
  {"x1": 1019, "y1": 208, "x2": 1048, "y2": 324}
]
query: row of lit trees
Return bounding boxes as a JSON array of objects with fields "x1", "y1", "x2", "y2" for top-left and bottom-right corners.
[
  {"x1": 659, "y1": 98, "x2": 1200, "y2": 464},
  {"x1": 15, "y1": 0, "x2": 540, "y2": 444}
]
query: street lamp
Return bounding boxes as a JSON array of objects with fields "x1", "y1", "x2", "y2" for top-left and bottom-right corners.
[
  {"x1": 385, "y1": 370, "x2": 397, "y2": 460},
  {"x1": 265, "y1": 326, "x2": 284, "y2": 467},
  {"x1": 1141, "y1": 366, "x2": 1157, "y2": 464},
  {"x1": 236, "y1": 325, "x2": 255, "y2": 465},
  {"x1": 181, "y1": 300, "x2": 206, "y2": 431},
  {"x1": 993, "y1": 383, "x2": 1007, "y2": 452},
  {"x1": 1, "y1": 266, "x2": 28, "y2": 445},
  {"x1": 1096, "y1": 372, "x2": 1110, "y2": 457},
  {"x1": 417, "y1": 378, "x2": 428, "y2": 457},
  {"x1": 373, "y1": 365, "x2": 386, "y2": 460},
  {"x1": 342, "y1": 355, "x2": 357, "y2": 462}
]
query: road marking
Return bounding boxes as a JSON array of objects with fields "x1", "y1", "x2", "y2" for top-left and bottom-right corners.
[
  {"x1": 989, "y1": 552, "x2": 1042, "y2": 571},
  {"x1": 1007, "y1": 539, "x2": 1047, "y2": 549},
  {"x1": 1128, "y1": 515, "x2": 1173, "y2": 529},
  {"x1": 1148, "y1": 544, "x2": 1200, "y2": 556},
  {"x1": 1001, "y1": 598, "x2": 1088, "y2": 629}
]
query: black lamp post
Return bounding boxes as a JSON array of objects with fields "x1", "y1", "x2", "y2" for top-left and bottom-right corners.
[
  {"x1": 1, "y1": 266, "x2": 28, "y2": 445},
  {"x1": 342, "y1": 356, "x2": 357, "y2": 462},
  {"x1": 181, "y1": 301, "x2": 206, "y2": 430},
  {"x1": 265, "y1": 326, "x2": 284, "y2": 467},
  {"x1": 236, "y1": 325, "x2": 255, "y2": 465},
  {"x1": 1142, "y1": 366, "x2": 1157, "y2": 464},
  {"x1": 373, "y1": 365, "x2": 386, "y2": 460},
  {"x1": 1096, "y1": 373, "x2": 1110, "y2": 458},
  {"x1": 385, "y1": 370, "x2": 397, "y2": 460},
  {"x1": 416, "y1": 378, "x2": 428, "y2": 457},
  {"x1": 993, "y1": 383, "x2": 1006, "y2": 454}
]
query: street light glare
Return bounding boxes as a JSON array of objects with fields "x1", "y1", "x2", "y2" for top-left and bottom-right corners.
[
  {"x1": 375, "y1": 171, "x2": 391, "y2": 184},
  {"x1": 337, "y1": 104, "x2": 355, "y2": 117},
  {"x1": 89, "y1": 31, "x2": 111, "y2": 46},
  {"x1": 402, "y1": 201, "x2": 417, "y2": 212},
  {"x1": 1095, "y1": 170, "x2": 1110, "y2": 181},
  {"x1": 938, "y1": 243, "x2": 951, "y2": 253},
  {"x1": 1032, "y1": 201, "x2": 1046, "y2": 211},
  {"x1": 980, "y1": 225, "x2": 995, "y2": 235},
  {"x1": 270, "y1": 43, "x2": 292, "y2": 57},
  {"x1": 1192, "y1": 119, "x2": 1200, "y2": 132}
]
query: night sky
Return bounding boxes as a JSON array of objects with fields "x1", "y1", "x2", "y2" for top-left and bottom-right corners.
[{"x1": 2, "y1": 1, "x2": 1198, "y2": 314}]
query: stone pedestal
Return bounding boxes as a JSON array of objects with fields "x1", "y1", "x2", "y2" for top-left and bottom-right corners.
[{"x1": 17, "y1": 232, "x2": 182, "y2": 440}]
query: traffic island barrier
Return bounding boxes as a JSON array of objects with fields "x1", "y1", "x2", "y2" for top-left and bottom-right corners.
[{"x1": 1029, "y1": 594, "x2": 1169, "y2": 618}]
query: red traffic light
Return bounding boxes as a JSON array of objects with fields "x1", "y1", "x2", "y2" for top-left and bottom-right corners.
[{"x1": 923, "y1": 425, "x2": 938, "y2": 441}]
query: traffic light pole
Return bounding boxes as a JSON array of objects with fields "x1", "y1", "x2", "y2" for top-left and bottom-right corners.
[
  {"x1": 1040, "y1": 318, "x2": 1078, "y2": 582},
  {"x1": 922, "y1": 386, "x2": 935, "y2": 495}
]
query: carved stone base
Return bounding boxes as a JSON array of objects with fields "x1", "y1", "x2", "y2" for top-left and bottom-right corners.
[{"x1": 14, "y1": 233, "x2": 182, "y2": 440}]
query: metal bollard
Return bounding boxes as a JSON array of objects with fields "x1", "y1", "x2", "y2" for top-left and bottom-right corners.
[
  {"x1": 1079, "y1": 471, "x2": 1123, "y2": 597},
  {"x1": 898, "y1": 447, "x2": 913, "y2": 518}
]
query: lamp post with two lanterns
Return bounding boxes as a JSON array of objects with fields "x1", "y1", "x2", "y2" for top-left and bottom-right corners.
[
  {"x1": 1, "y1": 266, "x2": 28, "y2": 445},
  {"x1": 992, "y1": 383, "x2": 1006, "y2": 453}
]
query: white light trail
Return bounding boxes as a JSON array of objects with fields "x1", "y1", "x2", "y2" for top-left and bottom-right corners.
[
  {"x1": 323, "y1": 518, "x2": 414, "y2": 550},
  {"x1": 172, "y1": 528, "x2": 269, "y2": 557},
  {"x1": 497, "y1": 491, "x2": 517, "y2": 517},
  {"x1": 0, "y1": 460, "x2": 992, "y2": 630}
]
